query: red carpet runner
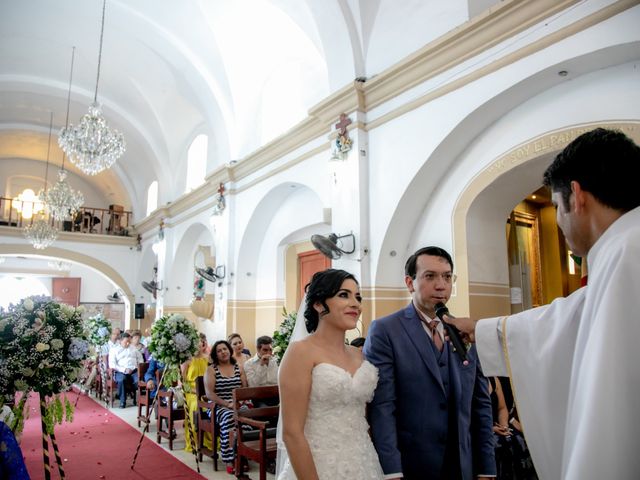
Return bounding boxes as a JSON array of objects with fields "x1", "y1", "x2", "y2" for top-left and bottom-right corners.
[{"x1": 20, "y1": 392, "x2": 205, "y2": 479}]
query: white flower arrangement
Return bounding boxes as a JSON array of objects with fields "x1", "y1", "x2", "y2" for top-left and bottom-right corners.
[
  {"x1": 0, "y1": 296, "x2": 90, "y2": 434},
  {"x1": 83, "y1": 313, "x2": 112, "y2": 347},
  {"x1": 147, "y1": 313, "x2": 199, "y2": 384}
]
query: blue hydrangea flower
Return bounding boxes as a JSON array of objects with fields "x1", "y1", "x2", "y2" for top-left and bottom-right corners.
[{"x1": 68, "y1": 338, "x2": 90, "y2": 360}]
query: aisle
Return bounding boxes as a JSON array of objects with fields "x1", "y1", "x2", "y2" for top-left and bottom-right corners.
[{"x1": 20, "y1": 392, "x2": 206, "y2": 480}]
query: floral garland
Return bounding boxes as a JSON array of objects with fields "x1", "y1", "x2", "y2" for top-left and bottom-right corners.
[
  {"x1": 272, "y1": 307, "x2": 297, "y2": 363},
  {"x1": 147, "y1": 313, "x2": 199, "y2": 384},
  {"x1": 0, "y1": 296, "x2": 90, "y2": 434},
  {"x1": 84, "y1": 313, "x2": 112, "y2": 348}
]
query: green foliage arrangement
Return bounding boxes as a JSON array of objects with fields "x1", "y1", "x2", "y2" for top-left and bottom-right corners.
[
  {"x1": 0, "y1": 296, "x2": 90, "y2": 434},
  {"x1": 84, "y1": 313, "x2": 112, "y2": 348},
  {"x1": 147, "y1": 313, "x2": 199, "y2": 384},
  {"x1": 272, "y1": 307, "x2": 297, "y2": 364}
]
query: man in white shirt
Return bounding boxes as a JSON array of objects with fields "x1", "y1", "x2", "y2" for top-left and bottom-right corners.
[
  {"x1": 446, "y1": 128, "x2": 640, "y2": 479},
  {"x1": 102, "y1": 327, "x2": 121, "y2": 365},
  {"x1": 244, "y1": 335, "x2": 279, "y2": 388},
  {"x1": 108, "y1": 332, "x2": 143, "y2": 408}
]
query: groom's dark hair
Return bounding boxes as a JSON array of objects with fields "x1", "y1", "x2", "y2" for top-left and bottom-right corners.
[
  {"x1": 304, "y1": 269, "x2": 358, "y2": 333},
  {"x1": 405, "y1": 246, "x2": 453, "y2": 279}
]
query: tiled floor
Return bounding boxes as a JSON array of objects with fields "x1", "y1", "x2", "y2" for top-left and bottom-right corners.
[{"x1": 91, "y1": 391, "x2": 275, "y2": 480}]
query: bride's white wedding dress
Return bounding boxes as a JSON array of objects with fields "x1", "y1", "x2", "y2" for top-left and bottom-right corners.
[{"x1": 277, "y1": 360, "x2": 384, "y2": 479}]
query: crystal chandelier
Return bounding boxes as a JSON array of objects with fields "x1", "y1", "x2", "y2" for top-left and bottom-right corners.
[
  {"x1": 58, "y1": 0, "x2": 125, "y2": 175},
  {"x1": 41, "y1": 47, "x2": 84, "y2": 220},
  {"x1": 24, "y1": 215, "x2": 58, "y2": 250},
  {"x1": 42, "y1": 169, "x2": 84, "y2": 221},
  {"x1": 25, "y1": 113, "x2": 59, "y2": 250}
]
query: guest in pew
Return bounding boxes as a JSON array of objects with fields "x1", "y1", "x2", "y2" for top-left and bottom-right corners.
[
  {"x1": 180, "y1": 333, "x2": 210, "y2": 453},
  {"x1": 244, "y1": 335, "x2": 279, "y2": 388},
  {"x1": 228, "y1": 333, "x2": 251, "y2": 368},
  {"x1": 131, "y1": 329, "x2": 150, "y2": 361},
  {"x1": 204, "y1": 339, "x2": 248, "y2": 475},
  {"x1": 109, "y1": 332, "x2": 143, "y2": 408},
  {"x1": 103, "y1": 327, "x2": 121, "y2": 367},
  {"x1": 144, "y1": 356, "x2": 165, "y2": 400}
]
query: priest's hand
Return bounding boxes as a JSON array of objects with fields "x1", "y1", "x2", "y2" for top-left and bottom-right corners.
[{"x1": 442, "y1": 315, "x2": 477, "y2": 343}]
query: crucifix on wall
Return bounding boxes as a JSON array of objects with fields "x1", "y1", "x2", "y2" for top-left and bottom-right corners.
[
  {"x1": 331, "y1": 113, "x2": 353, "y2": 160},
  {"x1": 211, "y1": 182, "x2": 226, "y2": 216}
]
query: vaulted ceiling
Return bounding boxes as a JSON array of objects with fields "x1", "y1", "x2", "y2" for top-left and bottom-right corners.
[{"x1": 0, "y1": 0, "x2": 494, "y2": 220}]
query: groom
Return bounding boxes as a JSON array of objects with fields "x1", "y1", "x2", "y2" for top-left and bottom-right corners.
[{"x1": 364, "y1": 246, "x2": 495, "y2": 479}]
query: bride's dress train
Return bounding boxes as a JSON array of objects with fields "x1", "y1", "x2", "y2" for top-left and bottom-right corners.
[{"x1": 277, "y1": 360, "x2": 384, "y2": 479}]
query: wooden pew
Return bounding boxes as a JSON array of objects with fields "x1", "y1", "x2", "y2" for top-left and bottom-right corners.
[{"x1": 233, "y1": 385, "x2": 279, "y2": 480}]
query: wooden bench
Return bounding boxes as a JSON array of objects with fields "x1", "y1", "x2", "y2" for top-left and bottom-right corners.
[
  {"x1": 194, "y1": 375, "x2": 221, "y2": 469},
  {"x1": 156, "y1": 386, "x2": 185, "y2": 450},
  {"x1": 136, "y1": 362, "x2": 150, "y2": 427},
  {"x1": 233, "y1": 385, "x2": 279, "y2": 480}
]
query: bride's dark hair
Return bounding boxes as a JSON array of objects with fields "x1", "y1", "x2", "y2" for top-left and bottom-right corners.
[{"x1": 304, "y1": 269, "x2": 358, "y2": 333}]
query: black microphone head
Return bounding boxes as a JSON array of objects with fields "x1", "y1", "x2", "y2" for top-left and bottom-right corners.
[{"x1": 434, "y1": 302, "x2": 449, "y2": 318}]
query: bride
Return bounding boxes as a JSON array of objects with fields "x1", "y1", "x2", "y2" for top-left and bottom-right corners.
[{"x1": 277, "y1": 269, "x2": 384, "y2": 479}]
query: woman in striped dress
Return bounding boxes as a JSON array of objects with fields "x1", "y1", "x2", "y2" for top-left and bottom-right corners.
[{"x1": 204, "y1": 339, "x2": 248, "y2": 474}]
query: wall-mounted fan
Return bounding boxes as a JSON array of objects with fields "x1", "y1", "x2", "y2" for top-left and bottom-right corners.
[
  {"x1": 141, "y1": 280, "x2": 161, "y2": 295},
  {"x1": 106, "y1": 290, "x2": 123, "y2": 302},
  {"x1": 195, "y1": 265, "x2": 226, "y2": 282},
  {"x1": 311, "y1": 233, "x2": 356, "y2": 259}
]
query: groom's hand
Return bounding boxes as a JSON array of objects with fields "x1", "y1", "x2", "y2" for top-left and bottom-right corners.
[{"x1": 442, "y1": 315, "x2": 477, "y2": 343}]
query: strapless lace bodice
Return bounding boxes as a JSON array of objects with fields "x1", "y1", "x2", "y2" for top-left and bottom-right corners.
[{"x1": 278, "y1": 360, "x2": 384, "y2": 479}]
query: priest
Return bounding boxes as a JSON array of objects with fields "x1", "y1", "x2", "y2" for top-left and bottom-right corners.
[{"x1": 445, "y1": 128, "x2": 640, "y2": 479}]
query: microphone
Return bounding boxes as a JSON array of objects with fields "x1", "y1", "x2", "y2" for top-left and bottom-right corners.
[{"x1": 434, "y1": 302, "x2": 468, "y2": 365}]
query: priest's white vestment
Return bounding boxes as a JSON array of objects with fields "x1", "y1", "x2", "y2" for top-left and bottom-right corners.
[{"x1": 475, "y1": 206, "x2": 640, "y2": 480}]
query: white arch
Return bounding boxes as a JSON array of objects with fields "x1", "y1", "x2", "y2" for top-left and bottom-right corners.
[{"x1": 0, "y1": 244, "x2": 135, "y2": 324}]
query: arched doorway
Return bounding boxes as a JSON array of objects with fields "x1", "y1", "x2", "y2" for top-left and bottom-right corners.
[{"x1": 454, "y1": 122, "x2": 639, "y2": 318}]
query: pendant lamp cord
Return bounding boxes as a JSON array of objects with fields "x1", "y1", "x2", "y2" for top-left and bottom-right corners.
[
  {"x1": 43, "y1": 112, "x2": 53, "y2": 193},
  {"x1": 94, "y1": 0, "x2": 106, "y2": 104},
  {"x1": 62, "y1": 46, "x2": 75, "y2": 171}
]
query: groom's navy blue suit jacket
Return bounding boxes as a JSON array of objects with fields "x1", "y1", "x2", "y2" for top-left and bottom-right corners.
[{"x1": 364, "y1": 303, "x2": 496, "y2": 479}]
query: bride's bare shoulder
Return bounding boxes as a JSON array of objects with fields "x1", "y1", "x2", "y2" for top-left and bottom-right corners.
[{"x1": 283, "y1": 337, "x2": 317, "y2": 361}]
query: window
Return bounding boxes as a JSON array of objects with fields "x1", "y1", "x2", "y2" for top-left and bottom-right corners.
[
  {"x1": 185, "y1": 135, "x2": 208, "y2": 192},
  {"x1": 0, "y1": 276, "x2": 49, "y2": 309},
  {"x1": 146, "y1": 181, "x2": 158, "y2": 216}
]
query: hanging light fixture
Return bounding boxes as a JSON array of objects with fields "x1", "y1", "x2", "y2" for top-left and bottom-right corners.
[
  {"x1": 42, "y1": 47, "x2": 85, "y2": 221},
  {"x1": 25, "y1": 113, "x2": 59, "y2": 250},
  {"x1": 58, "y1": 0, "x2": 125, "y2": 175}
]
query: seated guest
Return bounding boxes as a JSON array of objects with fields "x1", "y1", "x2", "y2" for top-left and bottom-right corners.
[
  {"x1": 131, "y1": 329, "x2": 150, "y2": 361},
  {"x1": 108, "y1": 332, "x2": 143, "y2": 408},
  {"x1": 180, "y1": 333, "x2": 210, "y2": 453},
  {"x1": 144, "y1": 356, "x2": 165, "y2": 399},
  {"x1": 228, "y1": 333, "x2": 251, "y2": 368},
  {"x1": 244, "y1": 335, "x2": 278, "y2": 388},
  {"x1": 204, "y1": 340, "x2": 248, "y2": 475},
  {"x1": 103, "y1": 327, "x2": 122, "y2": 366},
  {"x1": 350, "y1": 336, "x2": 366, "y2": 350}
]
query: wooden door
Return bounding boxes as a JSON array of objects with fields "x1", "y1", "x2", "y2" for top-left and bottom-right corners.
[
  {"x1": 298, "y1": 250, "x2": 331, "y2": 304},
  {"x1": 51, "y1": 277, "x2": 81, "y2": 306}
]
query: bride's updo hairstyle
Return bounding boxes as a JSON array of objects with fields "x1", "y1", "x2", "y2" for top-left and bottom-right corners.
[{"x1": 304, "y1": 268, "x2": 358, "y2": 333}]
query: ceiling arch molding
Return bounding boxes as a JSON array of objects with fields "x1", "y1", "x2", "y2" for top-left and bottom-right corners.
[{"x1": 0, "y1": 243, "x2": 134, "y2": 324}]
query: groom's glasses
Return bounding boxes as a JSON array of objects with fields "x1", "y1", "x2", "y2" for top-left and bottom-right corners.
[{"x1": 420, "y1": 272, "x2": 456, "y2": 284}]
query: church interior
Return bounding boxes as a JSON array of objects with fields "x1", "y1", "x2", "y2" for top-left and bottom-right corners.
[
  {"x1": 1, "y1": 0, "x2": 638, "y2": 477},
  {"x1": 3, "y1": 0, "x2": 637, "y2": 343}
]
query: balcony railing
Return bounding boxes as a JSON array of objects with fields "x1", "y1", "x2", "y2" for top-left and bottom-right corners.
[{"x1": 0, "y1": 197, "x2": 133, "y2": 236}]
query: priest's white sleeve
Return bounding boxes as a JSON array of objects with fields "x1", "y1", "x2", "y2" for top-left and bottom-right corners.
[{"x1": 475, "y1": 317, "x2": 507, "y2": 377}]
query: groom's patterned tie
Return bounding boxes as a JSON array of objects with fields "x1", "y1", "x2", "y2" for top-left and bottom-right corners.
[{"x1": 429, "y1": 320, "x2": 443, "y2": 352}]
